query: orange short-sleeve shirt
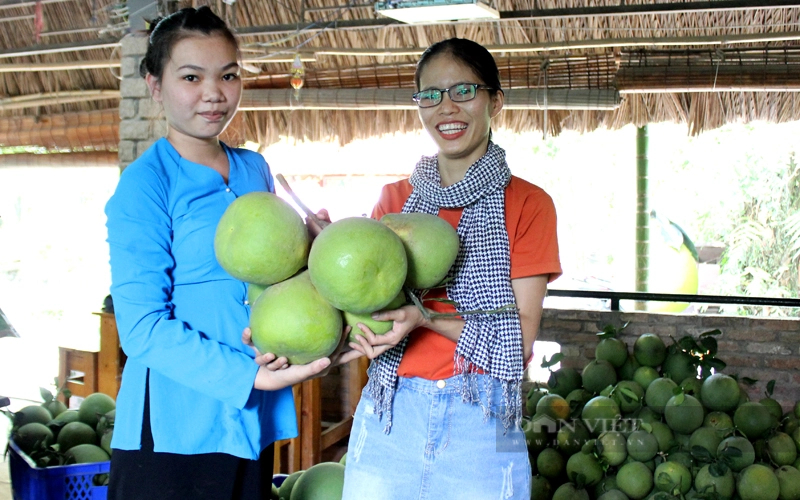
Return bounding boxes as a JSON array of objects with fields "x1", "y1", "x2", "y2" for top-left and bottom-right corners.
[{"x1": 372, "y1": 176, "x2": 562, "y2": 380}]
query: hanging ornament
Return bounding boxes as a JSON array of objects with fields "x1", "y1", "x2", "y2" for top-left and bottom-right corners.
[{"x1": 290, "y1": 53, "x2": 305, "y2": 100}]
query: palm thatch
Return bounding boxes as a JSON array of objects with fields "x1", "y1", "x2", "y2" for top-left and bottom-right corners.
[{"x1": 2, "y1": 0, "x2": 800, "y2": 153}]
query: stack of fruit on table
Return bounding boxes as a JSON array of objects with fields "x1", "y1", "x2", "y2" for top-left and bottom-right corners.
[
  {"x1": 524, "y1": 326, "x2": 800, "y2": 500},
  {"x1": 214, "y1": 192, "x2": 460, "y2": 363}
]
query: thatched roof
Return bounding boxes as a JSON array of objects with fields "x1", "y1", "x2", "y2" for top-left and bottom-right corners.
[{"x1": 2, "y1": 0, "x2": 800, "y2": 154}]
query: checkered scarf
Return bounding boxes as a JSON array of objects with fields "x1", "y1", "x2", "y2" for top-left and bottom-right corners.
[{"x1": 365, "y1": 141, "x2": 523, "y2": 432}]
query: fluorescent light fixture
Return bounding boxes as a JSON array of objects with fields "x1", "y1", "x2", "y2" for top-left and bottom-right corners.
[{"x1": 375, "y1": 0, "x2": 500, "y2": 24}]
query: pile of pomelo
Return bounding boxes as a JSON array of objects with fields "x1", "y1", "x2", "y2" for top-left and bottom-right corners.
[
  {"x1": 524, "y1": 325, "x2": 800, "y2": 500},
  {"x1": 8, "y1": 389, "x2": 115, "y2": 477},
  {"x1": 269, "y1": 455, "x2": 347, "y2": 500},
  {"x1": 214, "y1": 192, "x2": 460, "y2": 363}
]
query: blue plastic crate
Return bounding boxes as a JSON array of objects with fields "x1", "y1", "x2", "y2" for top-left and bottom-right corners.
[{"x1": 7, "y1": 439, "x2": 109, "y2": 500}]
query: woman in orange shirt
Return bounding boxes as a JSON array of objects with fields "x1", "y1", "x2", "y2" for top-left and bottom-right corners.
[{"x1": 342, "y1": 38, "x2": 562, "y2": 499}]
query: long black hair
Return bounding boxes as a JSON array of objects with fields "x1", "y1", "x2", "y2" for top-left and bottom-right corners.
[{"x1": 139, "y1": 6, "x2": 238, "y2": 79}]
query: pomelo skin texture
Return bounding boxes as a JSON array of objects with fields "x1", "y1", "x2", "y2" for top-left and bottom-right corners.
[
  {"x1": 250, "y1": 270, "x2": 343, "y2": 365},
  {"x1": 345, "y1": 291, "x2": 406, "y2": 342},
  {"x1": 308, "y1": 217, "x2": 407, "y2": 313},
  {"x1": 214, "y1": 192, "x2": 310, "y2": 286},
  {"x1": 380, "y1": 212, "x2": 460, "y2": 289}
]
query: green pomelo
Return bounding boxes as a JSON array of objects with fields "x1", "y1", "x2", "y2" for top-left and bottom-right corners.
[
  {"x1": 783, "y1": 413, "x2": 799, "y2": 435},
  {"x1": 13, "y1": 422, "x2": 54, "y2": 455},
  {"x1": 557, "y1": 419, "x2": 591, "y2": 456},
  {"x1": 525, "y1": 386, "x2": 548, "y2": 417},
  {"x1": 594, "y1": 476, "x2": 619, "y2": 498},
  {"x1": 58, "y1": 421, "x2": 97, "y2": 452},
  {"x1": 95, "y1": 409, "x2": 115, "y2": 439},
  {"x1": 530, "y1": 475, "x2": 552, "y2": 500},
  {"x1": 613, "y1": 380, "x2": 645, "y2": 414},
  {"x1": 214, "y1": 192, "x2": 310, "y2": 286},
  {"x1": 704, "y1": 411, "x2": 734, "y2": 433},
  {"x1": 566, "y1": 451, "x2": 604, "y2": 486},
  {"x1": 633, "y1": 366, "x2": 660, "y2": 391},
  {"x1": 13, "y1": 405, "x2": 52, "y2": 429},
  {"x1": 289, "y1": 461, "x2": 344, "y2": 500},
  {"x1": 566, "y1": 388, "x2": 594, "y2": 413},
  {"x1": 792, "y1": 427, "x2": 800, "y2": 454},
  {"x1": 667, "y1": 450, "x2": 694, "y2": 471},
  {"x1": 77, "y1": 393, "x2": 115, "y2": 429},
  {"x1": 598, "y1": 490, "x2": 629, "y2": 500},
  {"x1": 537, "y1": 447, "x2": 566, "y2": 479},
  {"x1": 664, "y1": 394, "x2": 704, "y2": 434},
  {"x1": 64, "y1": 443, "x2": 109, "y2": 464},
  {"x1": 100, "y1": 430, "x2": 113, "y2": 456},
  {"x1": 661, "y1": 350, "x2": 698, "y2": 384},
  {"x1": 549, "y1": 367, "x2": 584, "y2": 398},
  {"x1": 795, "y1": 401, "x2": 800, "y2": 420},
  {"x1": 627, "y1": 429, "x2": 660, "y2": 462},
  {"x1": 250, "y1": 271, "x2": 343, "y2": 365},
  {"x1": 42, "y1": 399, "x2": 68, "y2": 419},
  {"x1": 680, "y1": 376, "x2": 702, "y2": 397},
  {"x1": 596, "y1": 337, "x2": 629, "y2": 368},
  {"x1": 598, "y1": 430, "x2": 628, "y2": 466},
  {"x1": 644, "y1": 377, "x2": 679, "y2": 415},
  {"x1": 636, "y1": 406, "x2": 660, "y2": 424},
  {"x1": 775, "y1": 465, "x2": 800, "y2": 500},
  {"x1": 537, "y1": 393, "x2": 571, "y2": 421},
  {"x1": 339, "y1": 453, "x2": 346, "y2": 465},
  {"x1": 619, "y1": 354, "x2": 642, "y2": 381},
  {"x1": 617, "y1": 461, "x2": 655, "y2": 499},
  {"x1": 247, "y1": 282, "x2": 269, "y2": 306},
  {"x1": 380, "y1": 212, "x2": 459, "y2": 290},
  {"x1": 689, "y1": 426, "x2": 722, "y2": 458},
  {"x1": 47, "y1": 409, "x2": 80, "y2": 439},
  {"x1": 694, "y1": 464, "x2": 735, "y2": 499},
  {"x1": 633, "y1": 333, "x2": 667, "y2": 367},
  {"x1": 581, "y1": 396, "x2": 621, "y2": 435},
  {"x1": 308, "y1": 217, "x2": 407, "y2": 313},
  {"x1": 737, "y1": 463, "x2": 780, "y2": 500},
  {"x1": 650, "y1": 421, "x2": 676, "y2": 453},
  {"x1": 767, "y1": 432, "x2": 798, "y2": 467},
  {"x1": 582, "y1": 359, "x2": 618, "y2": 395},
  {"x1": 553, "y1": 482, "x2": 590, "y2": 500},
  {"x1": 700, "y1": 373, "x2": 741, "y2": 413},
  {"x1": 279, "y1": 470, "x2": 304, "y2": 500},
  {"x1": 525, "y1": 416, "x2": 553, "y2": 454},
  {"x1": 345, "y1": 291, "x2": 405, "y2": 341},
  {"x1": 717, "y1": 435, "x2": 755, "y2": 472},
  {"x1": 654, "y1": 460, "x2": 692, "y2": 494},
  {"x1": 762, "y1": 397, "x2": 786, "y2": 422},
  {"x1": 735, "y1": 401, "x2": 776, "y2": 440}
]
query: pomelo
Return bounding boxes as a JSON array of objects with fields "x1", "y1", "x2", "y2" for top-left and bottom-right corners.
[
  {"x1": 289, "y1": 461, "x2": 345, "y2": 500},
  {"x1": 626, "y1": 429, "x2": 659, "y2": 462},
  {"x1": 617, "y1": 461, "x2": 654, "y2": 499},
  {"x1": 633, "y1": 333, "x2": 667, "y2": 367},
  {"x1": 654, "y1": 460, "x2": 692, "y2": 495},
  {"x1": 556, "y1": 419, "x2": 591, "y2": 456},
  {"x1": 537, "y1": 393, "x2": 571, "y2": 421},
  {"x1": 13, "y1": 405, "x2": 52, "y2": 429},
  {"x1": 57, "y1": 421, "x2": 97, "y2": 452},
  {"x1": 95, "y1": 409, "x2": 115, "y2": 439},
  {"x1": 581, "y1": 396, "x2": 621, "y2": 435},
  {"x1": 553, "y1": 482, "x2": 590, "y2": 500},
  {"x1": 717, "y1": 435, "x2": 755, "y2": 471},
  {"x1": 737, "y1": 463, "x2": 779, "y2": 500},
  {"x1": 661, "y1": 350, "x2": 698, "y2": 384},
  {"x1": 694, "y1": 463, "x2": 735, "y2": 499},
  {"x1": 775, "y1": 465, "x2": 800, "y2": 500},
  {"x1": 644, "y1": 377, "x2": 678, "y2": 415},
  {"x1": 700, "y1": 373, "x2": 740, "y2": 412},
  {"x1": 596, "y1": 337, "x2": 629, "y2": 368},
  {"x1": 734, "y1": 401, "x2": 776, "y2": 440},
  {"x1": 766, "y1": 432, "x2": 798, "y2": 466},
  {"x1": 345, "y1": 291, "x2": 405, "y2": 342},
  {"x1": 633, "y1": 366, "x2": 660, "y2": 391},
  {"x1": 380, "y1": 212, "x2": 459, "y2": 289},
  {"x1": 704, "y1": 411, "x2": 734, "y2": 433},
  {"x1": 530, "y1": 475, "x2": 552, "y2": 500},
  {"x1": 247, "y1": 282, "x2": 269, "y2": 305},
  {"x1": 250, "y1": 270, "x2": 343, "y2": 365},
  {"x1": 649, "y1": 421, "x2": 676, "y2": 452},
  {"x1": 537, "y1": 447, "x2": 566, "y2": 479},
  {"x1": 308, "y1": 217, "x2": 407, "y2": 313},
  {"x1": 664, "y1": 394, "x2": 704, "y2": 434},
  {"x1": 689, "y1": 426, "x2": 722, "y2": 458},
  {"x1": 64, "y1": 443, "x2": 109, "y2": 464},
  {"x1": 42, "y1": 399, "x2": 67, "y2": 419},
  {"x1": 582, "y1": 359, "x2": 618, "y2": 395},
  {"x1": 549, "y1": 367, "x2": 583, "y2": 398},
  {"x1": 525, "y1": 386, "x2": 548, "y2": 416},
  {"x1": 12, "y1": 422, "x2": 54, "y2": 455},
  {"x1": 214, "y1": 192, "x2": 310, "y2": 286},
  {"x1": 597, "y1": 430, "x2": 628, "y2": 466},
  {"x1": 613, "y1": 380, "x2": 645, "y2": 414},
  {"x1": 618, "y1": 354, "x2": 641, "y2": 381},
  {"x1": 566, "y1": 451, "x2": 604, "y2": 486},
  {"x1": 279, "y1": 470, "x2": 304, "y2": 500},
  {"x1": 77, "y1": 392, "x2": 115, "y2": 429}
]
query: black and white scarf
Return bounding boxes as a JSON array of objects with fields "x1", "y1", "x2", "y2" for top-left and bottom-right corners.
[{"x1": 364, "y1": 141, "x2": 523, "y2": 432}]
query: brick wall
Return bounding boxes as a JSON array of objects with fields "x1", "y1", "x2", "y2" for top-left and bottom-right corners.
[{"x1": 537, "y1": 308, "x2": 800, "y2": 412}]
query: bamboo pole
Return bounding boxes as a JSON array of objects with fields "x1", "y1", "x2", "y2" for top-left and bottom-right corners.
[{"x1": 635, "y1": 125, "x2": 650, "y2": 310}]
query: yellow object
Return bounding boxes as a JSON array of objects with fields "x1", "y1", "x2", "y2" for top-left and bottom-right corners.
[{"x1": 647, "y1": 242, "x2": 699, "y2": 313}]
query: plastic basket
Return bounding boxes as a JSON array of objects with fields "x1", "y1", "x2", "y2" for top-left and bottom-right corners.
[{"x1": 7, "y1": 439, "x2": 109, "y2": 500}]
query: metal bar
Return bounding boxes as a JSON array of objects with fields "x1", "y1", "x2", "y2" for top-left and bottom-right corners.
[
  {"x1": 0, "y1": 38, "x2": 120, "y2": 59},
  {"x1": 0, "y1": 0, "x2": 71, "y2": 10},
  {"x1": 546, "y1": 289, "x2": 800, "y2": 308}
]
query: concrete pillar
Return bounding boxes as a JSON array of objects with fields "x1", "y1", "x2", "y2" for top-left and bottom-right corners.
[{"x1": 118, "y1": 34, "x2": 165, "y2": 171}]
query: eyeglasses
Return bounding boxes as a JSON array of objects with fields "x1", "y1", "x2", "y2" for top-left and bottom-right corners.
[{"x1": 411, "y1": 83, "x2": 495, "y2": 108}]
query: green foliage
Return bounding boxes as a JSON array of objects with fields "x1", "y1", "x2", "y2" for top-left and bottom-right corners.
[{"x1": 720, "y1": 152, "x2": 800, "y2": 316}]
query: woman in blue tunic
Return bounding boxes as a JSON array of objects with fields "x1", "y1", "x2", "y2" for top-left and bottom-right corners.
[{"x1": 104, "y1": 7, "x2": 359, "y2": 499}]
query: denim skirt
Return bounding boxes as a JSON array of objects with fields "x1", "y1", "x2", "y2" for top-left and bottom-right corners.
[{"x1": 342, "y1": 374, "x2": 531, "y2": 500}]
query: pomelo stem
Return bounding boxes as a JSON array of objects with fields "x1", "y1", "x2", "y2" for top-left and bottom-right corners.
[
  {"x1": 405, "y1": 287, "x2": 518, "y2": 320},
  {"x1": 275, "y1": 173, "x2": 329, "y2": 229}
]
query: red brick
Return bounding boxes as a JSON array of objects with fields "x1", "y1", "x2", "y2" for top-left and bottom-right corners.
[
  {"x1": 722, "y1": 330, "x2": 777, "y2": 342},
  {"x1": 722, "y1": 354, "x2": 763, "y2": 368},
  {"x1": 764, "y1": 357, "x2": 800, "y2": 371},
  {"x1": 716, "y1": 341, "x2": 740, "y2": 352}
]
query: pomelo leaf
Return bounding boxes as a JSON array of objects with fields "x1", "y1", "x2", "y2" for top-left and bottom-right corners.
[
  {"x1": 767, "y1": 379, "x2": 776, "y2": 396},
  {"x1": 691, "y1": 445, "x2": 714, "y2": 463},
  {"x1": 700, "y1": 329, "x2": 722, "y2": 338}
]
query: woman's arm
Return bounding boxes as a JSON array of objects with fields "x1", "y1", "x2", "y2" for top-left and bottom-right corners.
[{"x1": 511, "y1": 275, "x2": 549, "y2": 362}]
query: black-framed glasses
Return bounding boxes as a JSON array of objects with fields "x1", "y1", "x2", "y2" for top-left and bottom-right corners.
[{"x1": 411, "y1": 83, "x2": 494, "y2": 108}]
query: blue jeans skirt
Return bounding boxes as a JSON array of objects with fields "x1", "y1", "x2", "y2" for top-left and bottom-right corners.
[{"x1": 342, "y1": 374, "x2": 531, "y2": 500}]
